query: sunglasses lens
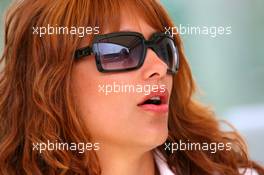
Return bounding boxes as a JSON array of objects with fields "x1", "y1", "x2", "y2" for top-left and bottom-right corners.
[
  {"x1": 93, "y1": 35, "x2": 144, "y2": 71},
  {"x1": 155, "y1": 37, "x2": 178, "y2": 73}
]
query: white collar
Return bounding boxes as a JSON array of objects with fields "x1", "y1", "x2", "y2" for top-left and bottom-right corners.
[{"x1": 153, "y1": 151, "x2": 175, "y2": 175}]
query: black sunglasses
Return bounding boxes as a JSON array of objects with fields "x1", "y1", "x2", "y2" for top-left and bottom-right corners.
[{"x1": 74, "y1": 31, "x2": 179, "y2": 74}]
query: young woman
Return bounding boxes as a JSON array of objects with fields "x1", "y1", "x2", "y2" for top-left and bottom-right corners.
[{"x1": 0, "y1": 0, "x2": 263, "y2": 175}]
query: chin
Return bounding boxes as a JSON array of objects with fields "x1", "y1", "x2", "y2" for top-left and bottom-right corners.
[{"x1": 135, "y1": 125, "x2": 169, "y2": 150}]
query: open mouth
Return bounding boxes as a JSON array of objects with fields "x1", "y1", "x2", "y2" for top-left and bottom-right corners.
[
  {"x1": 137, "y1": 90, "x2": 169, "y2": 113},
  {"x1": 138, "y1": 96, "x2": 167, "y2": 106},
  {"x1": 143, "y1": 97, "x2": 162, "y2": 105}
]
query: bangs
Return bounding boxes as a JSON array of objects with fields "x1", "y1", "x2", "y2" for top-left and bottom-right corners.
[{"x1": 82, "y1": 0, "x2": 174, "y2": 35}]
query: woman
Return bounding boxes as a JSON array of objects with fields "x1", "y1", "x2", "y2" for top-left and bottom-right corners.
[{"x1": 0, "y1": 0, "x2": 263, "y2": 175}]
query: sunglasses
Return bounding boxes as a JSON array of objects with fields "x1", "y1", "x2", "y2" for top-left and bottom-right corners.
[{"x1": 74, "y1": 31, "x2": 179, "y2": 74}]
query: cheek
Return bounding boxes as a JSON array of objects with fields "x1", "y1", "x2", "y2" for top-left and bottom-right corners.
[
  {"x1": 71, "y1": 62, "x2": 138, "y2": 140},
  {"x1": 79, "y1": 92, "x2": 135, "y2": 135},
  {"x1": 168, "y1": 77, "x2": 173, "y2": 94}
]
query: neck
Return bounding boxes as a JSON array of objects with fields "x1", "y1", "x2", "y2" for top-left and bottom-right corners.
[{"x1": 97, "y1": 144, "x2": 158, "y2": 175}]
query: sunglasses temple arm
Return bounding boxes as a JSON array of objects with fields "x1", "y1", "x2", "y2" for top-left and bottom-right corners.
[{"x1": 74, "y1": 46, "x2": 92, "y2": 59}]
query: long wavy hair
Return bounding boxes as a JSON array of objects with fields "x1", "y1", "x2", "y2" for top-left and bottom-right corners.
[{"x1": 0, "y1": 0, "x2": 263, "y2": 175}]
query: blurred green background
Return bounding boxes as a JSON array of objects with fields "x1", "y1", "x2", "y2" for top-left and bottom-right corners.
[
  {"x1": 160, "y1": 0, "x2": 264, "y2": 164},
  {"x1": 1, "y1": 0, "x2": 263, "y2": 164}
]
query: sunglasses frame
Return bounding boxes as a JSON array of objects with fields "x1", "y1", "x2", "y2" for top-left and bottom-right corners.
[{"x1": 74, "y1": 31, "x2": 179, "y2": 74}]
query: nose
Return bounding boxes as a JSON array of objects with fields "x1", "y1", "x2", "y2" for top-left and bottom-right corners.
[{"x1": 141, "y1": 49, "x2": 168, "y2": 80}]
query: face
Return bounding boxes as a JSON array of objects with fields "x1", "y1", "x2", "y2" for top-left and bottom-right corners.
[{"x1": 71, "y1": 11, "x2": 173, "y2": 150}]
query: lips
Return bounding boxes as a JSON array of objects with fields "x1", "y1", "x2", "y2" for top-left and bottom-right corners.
[{"x1": 137, "y1": 89, "x2": 169, "y2": 113}]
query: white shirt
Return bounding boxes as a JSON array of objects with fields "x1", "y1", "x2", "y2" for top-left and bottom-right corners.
[
  {"x1": 154, "y1": 151, "x2": 174, "y2": 175},
  {"x1": 153, "y1": 151, "x2": 259, "y2": 175}
]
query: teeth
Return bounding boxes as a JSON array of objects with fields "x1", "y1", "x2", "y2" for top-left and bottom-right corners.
[
  {"x1": 149, "y1": 96, "x2": 161, "y2": 100},
  {"x1": 140, "y1": 96, "x2": 162, "y2": 105}
]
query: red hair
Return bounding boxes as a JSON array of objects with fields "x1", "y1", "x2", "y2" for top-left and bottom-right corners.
[{"x1": 0, "y1": 0, "x2": 263, "y2": 174}]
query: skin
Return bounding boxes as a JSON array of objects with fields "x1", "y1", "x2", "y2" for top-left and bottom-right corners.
[{"x1": 71, "y1": 10, "x2": 173, "y2": 175}]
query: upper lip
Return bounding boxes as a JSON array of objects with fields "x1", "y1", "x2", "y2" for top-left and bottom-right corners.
[{"x1": 137, "y1": 88, "x2": 169, "y2": 106}]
